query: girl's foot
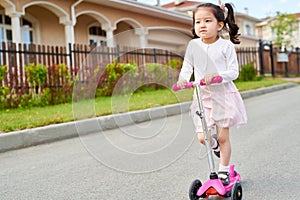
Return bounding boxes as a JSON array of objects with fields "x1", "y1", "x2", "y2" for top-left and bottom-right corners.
[
  {"x1": 211, "y1": 134, "x2": 220, "y2": 158},
  {"x1": 218, "y1": 171, "x2": 230, "y2": 185}
]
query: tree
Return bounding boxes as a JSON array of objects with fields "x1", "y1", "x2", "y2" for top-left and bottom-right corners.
[{"x1": 271, "y1": 12, "x2": 298, "y2": 48}]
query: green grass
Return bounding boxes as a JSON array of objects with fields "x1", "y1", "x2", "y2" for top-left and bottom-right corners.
[
  {"x1": 234, "y1": 78, "x2": 287, "y2": 91},
  {"x1": 0, "y1": 78, "x2": 291, "y2": 132}
]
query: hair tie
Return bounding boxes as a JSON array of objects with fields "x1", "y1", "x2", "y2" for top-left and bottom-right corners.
[
  {"x1": 219, "y1": 3, "x2": 226, "y2": 12},
  {"x1": 218, "y1": 1, "x2": 228, "y2": 18}
]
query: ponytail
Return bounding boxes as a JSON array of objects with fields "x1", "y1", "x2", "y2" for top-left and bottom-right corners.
[{"x1": 224, "y1": 3, "x2": 240, "y2": 44}]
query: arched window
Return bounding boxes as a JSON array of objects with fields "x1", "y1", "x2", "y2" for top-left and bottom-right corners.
[
  {"x1": 89, "y1": 25, "x2": 107, "y2": 46},
  {"x1": 21, "y1": 18, "x2": 33, "y2": 44},
  {"x1": 0, "y1": 13, "x2": 12, "y2": 42},
  {"x1": 0, "y1": 12, "x2": 33, "y2": 43}
]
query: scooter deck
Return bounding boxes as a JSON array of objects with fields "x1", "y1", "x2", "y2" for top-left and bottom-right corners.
[{"x1": 197, "y1": 165, "x2": 241, "y2": 198}]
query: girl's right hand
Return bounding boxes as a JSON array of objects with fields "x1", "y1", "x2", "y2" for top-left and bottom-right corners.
[
  {"x1": 203, "y1": 73, "x2": 219, "y2": 85},
  {"x1": 176, "y1": 80, "x2": 187, "y2": 89}
]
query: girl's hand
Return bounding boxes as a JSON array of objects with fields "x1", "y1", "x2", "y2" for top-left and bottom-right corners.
[
  {"x1": 177, "y1": 80, "x2": 187, "y2": 88},
  {"x1": 203, "y1": 73, "x2": 219, "y2": 85}
]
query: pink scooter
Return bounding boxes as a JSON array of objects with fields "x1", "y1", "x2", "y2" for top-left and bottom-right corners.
[{"x1": 173, "y1": 76, "x2": 243, "y2": 200}]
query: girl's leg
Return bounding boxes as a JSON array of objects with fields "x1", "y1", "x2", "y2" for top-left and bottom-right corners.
[
  {"x1": 197, "y1": 132, "x2": 214, "y2": 146},
  {"x1": 197, "y1": 131, "x2": 220, "y2": 157},
  {"x1": 216, "y1": 127, "x2": 231, "y2": 185},
  {"x1": 217, "y1": 127, "x2": 231, "y2": 166}
]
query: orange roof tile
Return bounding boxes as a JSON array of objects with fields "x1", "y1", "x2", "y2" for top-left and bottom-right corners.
[{"x1": 162, "y1": 1, "x2": 203, "y2": 9}]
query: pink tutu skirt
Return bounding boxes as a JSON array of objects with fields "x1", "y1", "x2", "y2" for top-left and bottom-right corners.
[{"x1": 190, "y1": 83, "x2": 247, "y2": 133}]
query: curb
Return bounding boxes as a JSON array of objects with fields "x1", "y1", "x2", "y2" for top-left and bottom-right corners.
[
  {"x1": 0, "y1": 82, "x2": 298, "y2": 153},
  {"x1": 240, "y1": 82, "x2": 298, "y2": 99}
]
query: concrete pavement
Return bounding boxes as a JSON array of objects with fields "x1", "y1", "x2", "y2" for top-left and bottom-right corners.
[{"x1": 0, "y1": 82, "x2": 298, "y2": 153}]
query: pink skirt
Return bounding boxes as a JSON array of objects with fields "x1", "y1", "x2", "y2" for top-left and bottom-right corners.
[{"x1": 190, "y1": 84, "x2": 247, "y2": 133}]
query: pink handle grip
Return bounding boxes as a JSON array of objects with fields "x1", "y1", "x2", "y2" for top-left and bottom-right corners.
[
  {"x1": 172, "y1": 76, "x2": 223, "y2": 91},
  {"x1": 200, "y1": 76, "x2": 223, "y2": 86},
  {"x1": 172, "y1": 82, "x2": 194, "y2": 91}
]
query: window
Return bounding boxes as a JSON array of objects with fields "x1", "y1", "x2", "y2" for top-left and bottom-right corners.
[
  {"x1": 0, "y1": 14, "x2": 12, "y2": 42},
  {"x1": 89, "y1": 26, "x2": 106, "y2": 36},
  {"x1": 245, "y1": 24, "x2": 252, "y2": 36},
  {"x1": 0, "y1": 12, "x2": 33, "y2": 43},
  {"x1": 4, "y1": 15, "x2": 11, "y2": 25},
  {"x1": 6, "y1": 29, "x2": 12, "y2": 41},
  {"x1": 22, "y1": 18, "x2": 32, "y2": 27},
  {"x1": 89, "y1": 26, "x2": 107, "y2": 46},
  {"x1": 21, "y1": 18, "x2": 33, "y2": 44},
  {"x1": 22, "y1": 26, "x2": 33, "y2": 44}
]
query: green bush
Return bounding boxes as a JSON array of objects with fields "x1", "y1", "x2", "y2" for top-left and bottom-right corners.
[
  {"x1": 0, "y1": 87, "x2": 9, "y2": 110},
  {"x1": 97, "y1": 61, "x2": 181, "y2": 95},
  {"x1": 47, "y1": 63, "x2": 73, "y2": 105},
  {"x1": 145, "y1": 63, "x2": 169, "y2": 90},
  {"x1": 0, "y1": 65, "x2": 8, "y2": 109},
  {"x1": 166, "y1": 59, "x2": 183, "y2": 71},
  {"x1": 97, "y1": 62, "x2": 137, "y2": 96},
  {"x1": 25, "y1": 63, "x2": 47, "y2": 98},
  {"x1": 0, "y1": 65, "x2": 7, "y2": 81},
  {"x1": 238, "y1": 62, "x2": 257, "y2": 81},
  {"x1": 0, "y1": 63, "x2": 74, "y2": 110}
]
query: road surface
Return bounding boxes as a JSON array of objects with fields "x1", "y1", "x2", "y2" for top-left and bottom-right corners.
[{"x1": 1, "y1": 86, "x2": 300, "y2": 199}]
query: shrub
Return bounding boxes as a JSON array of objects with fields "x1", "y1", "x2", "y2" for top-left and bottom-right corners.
[
  {"x1": 25, "y1": 63, "x2": 47, "y2": 98},
  {"x1": 238, "y1": 62, "x2": 257, "y2": 81},
  {"x1": 0, "y1": 86, "x2": 9, "y2": 110},
  {"x1": 97, "y1": 62, "x2": 137, "y2": 96},
  {"x1": 166, "y1": 59, "x2": 183, "y2": 71},
  {"x1": 0, "y1": 65, "x2": 8, "y2": 109},
  {"x1": 97, "y1": 61, "x2": 182, "y2": 95},
  {"x1": 0, "y1": 65, "x2": 7, "y2": 81},
  {"x1": 47, "y1": 63, "x2": 73, "y2": 105},
  {"x1": 145, "y1": 63, "x2": 168, "y2": 90}
]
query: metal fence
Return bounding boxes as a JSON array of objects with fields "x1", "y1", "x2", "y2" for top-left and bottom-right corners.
[
  {"x1": 0, "y1": 42, "x2": 183, "y2": 96},
  {"x1": 236, "y1": 47, "x2": 260, "y2": 72},
  {"x1": 259, "y1": 40, "x2": 300, "y2": 77},
  {"x1": 1, "y1": 41, "x2": 299, "y2": 97}
]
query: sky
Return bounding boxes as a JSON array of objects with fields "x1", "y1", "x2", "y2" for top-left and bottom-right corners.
[{"x1": 138, "y1": 0, "x2": 300, "y2": 19}]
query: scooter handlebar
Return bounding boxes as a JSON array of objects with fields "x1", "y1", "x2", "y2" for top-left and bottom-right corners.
[
  {"x1": 172, "y1": 76, "x2": 223, "y2": 91},
  {"x1": 172, "y1": 82, "x2": 194, "y2": 91},
  {"x1": 203, "y1": 75, "x2": 223, "y2": 85}
]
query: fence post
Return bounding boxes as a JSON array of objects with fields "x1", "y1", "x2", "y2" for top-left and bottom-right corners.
[
  {"x1": 269, "y1": 41, "x2": 275, "y2": 77},
  {"x1": 68, "y1": 43, "x2": 74, "y2": 79},
  {"x1": 116, "y1": 45, "x2": 120, "y2": 63},
  {"x1": 68, "y1": 43, "x2": 73, "y2": 68},
  {"x1": 259, "y1": 39, "x2": 265, "y2": 76},
  {"x1": 153, "y1": 48, "x2": 157, "y2": 63},
  {"x1": 296, "y1": 47, "x2": 300, "y2": 76},
  {"x1": 284, "y1": 46, "x2": 289, "y2": 77}
]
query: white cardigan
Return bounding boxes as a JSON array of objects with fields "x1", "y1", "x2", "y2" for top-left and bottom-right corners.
[{"x1": 179, "y1": 38, "x2": 239, "y2": 92}]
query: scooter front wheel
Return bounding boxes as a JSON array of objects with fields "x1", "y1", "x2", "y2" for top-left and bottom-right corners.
[
  {"x1": 189, "y1": 179, "x2": 206, "y2": 200},
  {"x1": 231, "y1": 181, "x2": 242, "y2": 200}
]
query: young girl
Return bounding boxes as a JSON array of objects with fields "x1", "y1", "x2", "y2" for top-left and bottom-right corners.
[{"x1": 177, "y1": 3, "x2": 247, "y2": 185}]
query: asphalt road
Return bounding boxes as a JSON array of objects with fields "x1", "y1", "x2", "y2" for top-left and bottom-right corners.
[{"x1": 1, "y1": 86, "x2": 300, "y2": 200}]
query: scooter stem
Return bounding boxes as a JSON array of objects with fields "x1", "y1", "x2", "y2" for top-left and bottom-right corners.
[{"x1": 194, "y1": 83, "x2": 216, "y2": 174}]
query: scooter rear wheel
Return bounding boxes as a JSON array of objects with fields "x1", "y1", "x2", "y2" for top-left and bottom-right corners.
[
  {"x1": 231, "y1": 181, "x2": 242, "y2": 200},
  {"x1": 189, "y1": 179, "x2": 206, "y2": 200}
]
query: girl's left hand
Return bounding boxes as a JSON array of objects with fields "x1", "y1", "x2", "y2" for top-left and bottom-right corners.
[{"x1": 203, "y1": 73, "x2": 219, "y2": 85}]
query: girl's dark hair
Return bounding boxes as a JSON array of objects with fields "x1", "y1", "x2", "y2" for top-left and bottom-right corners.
[{"x1": 192, "y1": 3, "x2": 240, "y2": 44}]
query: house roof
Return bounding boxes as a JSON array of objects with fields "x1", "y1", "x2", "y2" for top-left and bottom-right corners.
[
  {"x1": 85, "y1": 0, "x2": 192, "y2": 24},
  {"x1": 294, "y1": 12, "x2": 300, "y2": 18},
  {"x1": 162, "y1": 0, "x2": 202, "y2": 9},
  {"x1": 162, "y1": 0, "x2": 261, "y2": 22},
  {"x1": 235, "y1": 12, "x2": 262, "y2": 23},
  {"x1": 256, "y1": 12, "x2": 300, "y2": 27}
]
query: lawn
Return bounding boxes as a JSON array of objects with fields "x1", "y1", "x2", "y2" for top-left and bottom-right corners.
[{"x1": 0, "y1": 78, "x2": 289, "y2": 132}]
